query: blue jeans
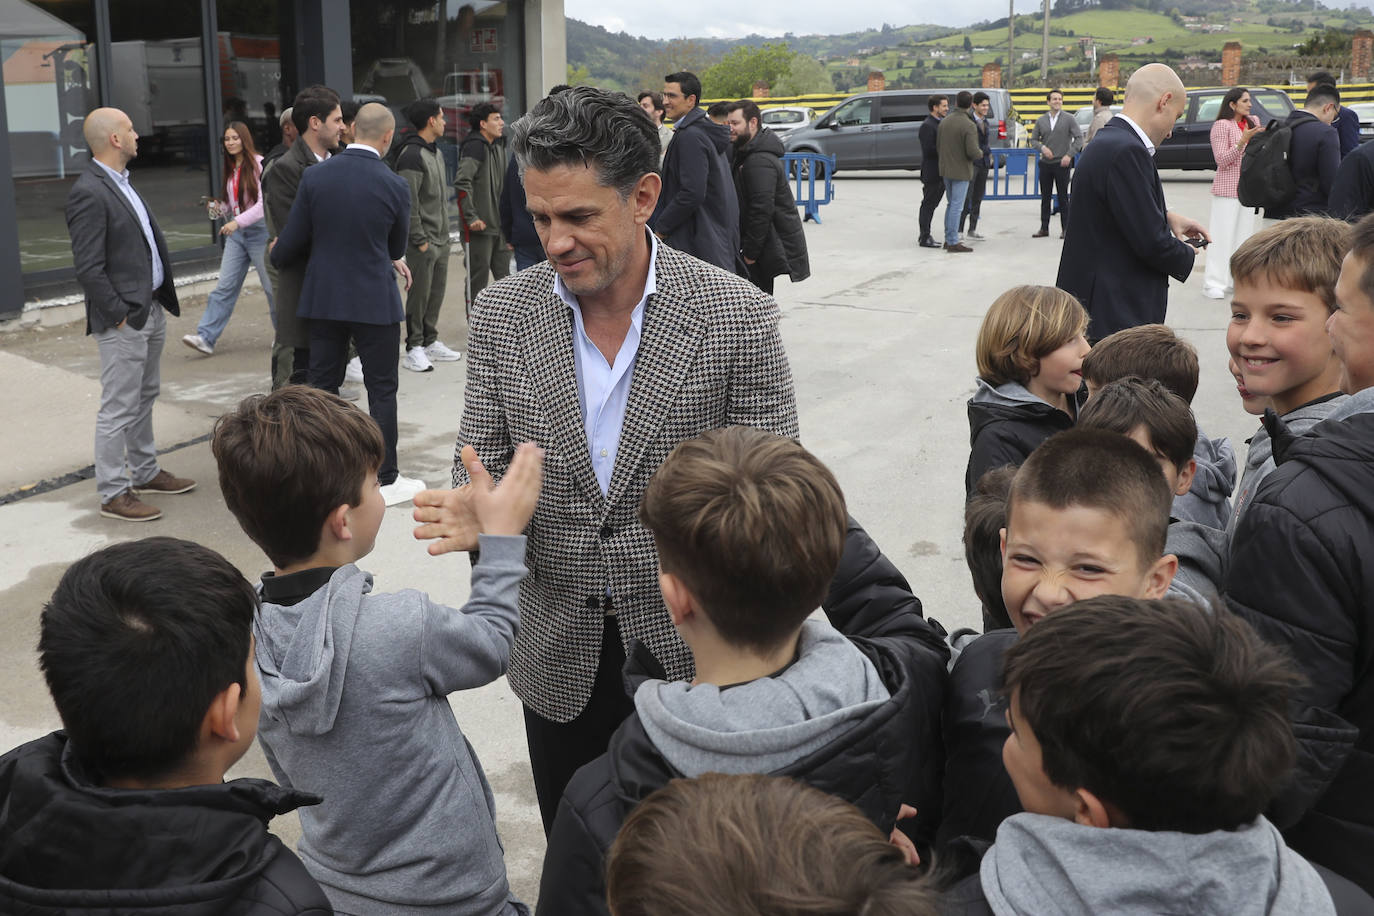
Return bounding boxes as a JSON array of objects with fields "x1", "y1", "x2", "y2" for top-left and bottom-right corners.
[
  {"x1": 197, "y1": 221, "x2": 274, "y2": 346},
  {"x1": 943, "y1": 179, "x2": 970, "y2": 246}
]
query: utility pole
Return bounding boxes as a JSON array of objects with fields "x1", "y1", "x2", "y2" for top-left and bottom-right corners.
[
  {"x1": 1008, "y1": 0, "x2": 1016, "y2": 89},
  {"x1": 1041, "y1": 0, "x2": 1052, "y2": 83}
]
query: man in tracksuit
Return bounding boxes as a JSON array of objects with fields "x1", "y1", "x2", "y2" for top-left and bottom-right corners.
[
  {"x1": 454, "y1": 102, "x2": 510, "y2": 302},
  {"x1": 396, "y1": 97, "x2": 462, "y2": 373}
]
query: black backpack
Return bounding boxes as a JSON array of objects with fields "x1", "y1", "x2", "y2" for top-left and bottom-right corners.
[{"x1": 1238, "y1": 118, "x2": 1298, "y2": 210}]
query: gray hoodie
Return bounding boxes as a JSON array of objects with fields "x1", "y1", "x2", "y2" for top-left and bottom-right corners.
[
  {"x1": 253, "y1": 535, "x2": 528, "y2": 916},
  {"x1": 1228, "y1": 394, "x2": 1348, "y2": 537},
  {"x1": 1172, "y1": 429, "x2": 1236, "y2": 530},
  {"x1": 980, "y1": 813, "x2": 1336, "y2": 916},
  {"x1": 634, "y1": 619, "x2": 890, "y2": 777},
  {"x1": 1166, "y1": 519, "x2": 1228, "y2": 610}
]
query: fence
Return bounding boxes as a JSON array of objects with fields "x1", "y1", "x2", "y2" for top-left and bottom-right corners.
[{"x1": 781, "y1": 152, "x2": 836, "y2": 223}]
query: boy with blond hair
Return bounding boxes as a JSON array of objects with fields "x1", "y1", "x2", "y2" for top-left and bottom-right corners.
[
  {"x1": 212, "y1": 386, "x2": 543, "y2": 916},
  {"x1": 537, "y1": 426, "x2": 949, "y2": 915},
  {"x1": 1227, "y1": 216, "x2": 1351, "y2": 533},
  {"x1": 939, "y1": 428, "x2": 1177, "y2": 846}
]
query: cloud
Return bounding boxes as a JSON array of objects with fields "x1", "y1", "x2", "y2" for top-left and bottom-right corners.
[{"x1": 568, "y1": 0, "x2": 1045, "y2": 41}]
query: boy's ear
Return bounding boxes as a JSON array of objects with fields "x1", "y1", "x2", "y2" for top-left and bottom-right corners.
[
  {"x1": 203, "y1": 681, "x2": 244, "y2": 745},
  {"x1": 660, "y1": 571, "x2": 694, "y2": 627},
  {"x1": 325, "y1": 503, "x2": 351, "y2": 543},
  {"x1": 1071, "y1": 788, "x2": 1115, "y2": 829},
  {"x1": 1142, "y1": 553, "x2": 1178, "y2": 598},
  {"x1": 999, "y1": 527, "x2": 1008, "y2": 560},
  {"x1": 1173, "y1": 458, "x2": 1197, "y2": 498}
]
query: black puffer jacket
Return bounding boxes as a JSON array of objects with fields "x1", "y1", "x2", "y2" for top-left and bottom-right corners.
[
  {"x1": 732, "y1": 128, "x2": 809, "y2": 283},
  {"x1": 535, "y1": 519, "x2": 949, "y2": 916},
  {"x1": 0, "y1": 732, "x2": 331, "y2": 915},
  {"x1": 650, "y1": 107, "x2": 741, "y2": 273},
  {"x1": 1226, "y1": 404, "x2": 1374, "y2": 895},
  {"x1": 965, "y1": 379, "x2": 1081, "y2": 496}
]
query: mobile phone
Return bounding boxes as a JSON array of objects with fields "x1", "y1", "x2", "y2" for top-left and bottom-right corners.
[{"x1": 1186, "y1": 237, "x2": 1209, "y2": 249}]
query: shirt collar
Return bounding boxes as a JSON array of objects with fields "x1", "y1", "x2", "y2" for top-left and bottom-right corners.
[
  {"x1": 555, "y1": 229, "x2": 658, "y2": 317},
  {"x1": 1115, "y1": 113, "x2": 1156, "y2": 156},
  {"x1": 345, "y1": 142, "x2": 380, "y2": 158},
  {"x1": 93, "y1": 158, "x2": 129, "y2": 184}
]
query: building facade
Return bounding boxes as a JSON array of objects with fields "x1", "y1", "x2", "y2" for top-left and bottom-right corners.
[{"x1": 0, "y1": 0, "x2": 566, "y2": 318}]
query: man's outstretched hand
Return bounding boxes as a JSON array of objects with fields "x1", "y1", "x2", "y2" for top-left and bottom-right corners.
[{"x1": 413, "y1": 444, "x2": 544, "y2": 554}]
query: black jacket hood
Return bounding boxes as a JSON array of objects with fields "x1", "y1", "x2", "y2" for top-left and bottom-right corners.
[
  {"x1": 738, "y1": 126, "x2": 786, "y2": 159},
  {"x1": 0, "y1": 732, "x2": 324, "y2": 915}
]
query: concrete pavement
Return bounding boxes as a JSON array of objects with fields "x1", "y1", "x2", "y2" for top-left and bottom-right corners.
[{"x1": 0, "y1": 169, "x2": 1252, "y2": 905}]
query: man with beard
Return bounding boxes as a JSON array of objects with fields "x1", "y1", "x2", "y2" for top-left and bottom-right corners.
[{"x1": 725, "y1": 100, "x2": 809, "y2": 294}]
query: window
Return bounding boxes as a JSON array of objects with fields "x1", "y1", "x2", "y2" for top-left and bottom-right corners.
[
  {"x1": 833, "y1": 97, "x2": 873, "y2": 127},
  {"x1": 763, "y1": 109, "x2": 805, "y2": 125},
  {"x1": 878, "y1": 94, "x2": 923, "y2": 124},
  {"x1": 1196, "y1": 95, "x2": 1222, "y2": 122},
  {"x1": 217, "y1": 0, "x2": 287, "y2": 159}
]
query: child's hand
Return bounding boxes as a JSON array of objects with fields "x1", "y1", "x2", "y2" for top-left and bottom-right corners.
[
  {"x1": 413, "y1": 485, "x2": 480, "y2": 555},
  {"x1": 889, "y1": 804, "x2": 921, "y2": 867},
  {"x1": 467, "y1": 443, "x2": 543, "y2": 537}
]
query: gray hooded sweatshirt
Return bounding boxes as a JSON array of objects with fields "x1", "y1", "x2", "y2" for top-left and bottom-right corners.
[
  {"x1": 1228, "y1": 394, "x2": 1348, "y2": 537},
  {"x1": 980, "y1": 813, "x2": 1336, "y2": 916},
  {"x1": 1172, "y1": 429, "x2": 1236, "y2": 530},
  {"x1": 634, "y1": 619, "x2": 890, "y2": 777},
  {"x1": 253, "y1": 535, "x2": 528, "y2": 916}
]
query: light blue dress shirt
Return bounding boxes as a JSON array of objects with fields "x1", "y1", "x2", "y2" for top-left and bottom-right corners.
[
  {"x1": 93, "y1": 158, "x2": 165, "y2": 291},
  {"x1": 554, "y1": 232, "x2": 658, "y2": 496}
]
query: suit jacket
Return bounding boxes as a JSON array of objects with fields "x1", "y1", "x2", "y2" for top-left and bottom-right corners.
[
  {"x1": 65, "y1": 160, "x2": 179, "y2": 334},
  {"x1": 452, "y1": 241, "x2": 799, "y2": 722},
  {"x1": 261, "y1": 137, "x2": 325, "y2": 345},
  {"x1": 270, "y1": 148, "x2": 410, "y2": 325},
  {"x1": 919, "y1": 116, "x2": 942, "y2": 182},
  {"x1": 1056, "y1": 117, "x2": 1194, "y2": 341}
]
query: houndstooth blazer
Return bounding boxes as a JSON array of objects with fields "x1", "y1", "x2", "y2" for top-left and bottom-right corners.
[{"x1": 452, "y1": 241, "x2": 799, "y2": 722}]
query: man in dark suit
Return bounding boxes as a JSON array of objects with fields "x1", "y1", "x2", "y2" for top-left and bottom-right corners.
[
  {"x1": 918, "y1": 94, "x2": 948, "y2": 248},
  {"x1": 1057, "y1": 64, "x2": 1208, "y2": 342},
  {"x1": 65, "y1": 107, "x2": 194, "y2": 522},
  {"x1": 412, "y1": 87, "x2": 799, "y2": 834},
  {"x1": 270, "y1": 102, "x2": 421, "y2": 507}
]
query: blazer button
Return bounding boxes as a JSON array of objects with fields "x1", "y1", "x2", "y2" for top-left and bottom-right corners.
[
  {"x1": 585, "y1": 596, "x2": 600, "y2": 609},
  {"x1": 599, "y1": 524, "x2": 614, "y2": 540}
]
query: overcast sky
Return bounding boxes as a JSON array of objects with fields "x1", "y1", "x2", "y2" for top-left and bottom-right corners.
[{"x1": 566, "y1": 0, "x2": 1047, "y2": 41}]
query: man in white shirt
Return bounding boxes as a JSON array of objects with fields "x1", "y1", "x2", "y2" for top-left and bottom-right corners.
[{"x1": 65, "y1": 107, "x2": 195, "y2": 522}]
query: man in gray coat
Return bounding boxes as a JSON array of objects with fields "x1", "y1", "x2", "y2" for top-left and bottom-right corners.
[
  {"x1": 937, "y1": 91, "x2": 983, "y2": 253},
  {"x1": 1033, "y1": 88, "x2": 1084, "y2": 238},
  {"x1": 65, "y1": 107, "x2": 194, "y2": 522}
]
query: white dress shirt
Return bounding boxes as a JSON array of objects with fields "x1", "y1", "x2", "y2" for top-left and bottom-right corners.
[
  {"x1": 1115, "y1": 113, "x2": 1157, "y2": 156},
  {"x1": 345, "y1": 143, "x2": 379, "y2": 157},
  {"x1": 93, "y1": 158, "x2": 164, "y2": 291},
  {"x1": 555, "y1": 231, "x2": 659, "y2": 496}
]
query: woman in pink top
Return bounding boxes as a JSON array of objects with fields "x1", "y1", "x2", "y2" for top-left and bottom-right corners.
[
  {"x1": 1203, "y1": 88, "x2": 1264, "y2": 299},
  {"x1": 182, "y1": 121, "x2": 274, "y2": 355}
]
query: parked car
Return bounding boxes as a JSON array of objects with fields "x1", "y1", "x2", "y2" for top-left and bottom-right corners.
[
  {"x1": 760, "y1": 105, "x2": 814, "y2": 140},
  {"x1": 783, "y1": 88, "x2": 1020, "y2": 173},
  {"x1": 1347, "y1": 101, "x2": 1374, "y2": 144},
  {"x1": 1073, "y1": 104, "x2": 1123, "y2": 134},
  {"x1": 1154, "y1": 87, "x2": 1295, "y2": 170}
]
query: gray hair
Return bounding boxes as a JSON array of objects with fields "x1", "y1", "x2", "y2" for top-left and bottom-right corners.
[
  {"x1": 508, "y1": 86, "x2": 659, "y2": 198},
  {"x1": 279, "y1": 106, "x2": 293, "y2": 128}
]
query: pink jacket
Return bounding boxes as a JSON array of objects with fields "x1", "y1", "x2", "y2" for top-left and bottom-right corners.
[
  {"x1": 224, "y1": 154, "x2": 265, "y2": 226},
  {"x1": 1210, "y1": 117, "x2": 1256, "y2": 198}
]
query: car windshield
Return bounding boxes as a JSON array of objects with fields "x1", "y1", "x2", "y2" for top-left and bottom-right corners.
[{"x1": 765, "y1": 110, "x2": 805, "y2": 124}]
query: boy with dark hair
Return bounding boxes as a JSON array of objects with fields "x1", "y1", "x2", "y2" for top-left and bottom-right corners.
[
  {"x1": 1080, "y1": 323, "x2": 1236, "y2": 529},
  {"x1": 606, "y1": 774, "x2": 938, "y2": 916},
  {"x1": 940, "y1": 429, "x2": 1177, "y2": 847},
  {"x1": 0, "y1": 537, "x2": 331, "y2": 912},
  {"x1": 1227, "y1": 217, "x2": 1349, "y2": 534},
  {"x1": 942, "y1": 596, "x2": 1372, "y2": 914},
  {"x1": 212, "y1": 386, "x2": 543, "y2": 915},
  {"x1": 1077, "y1": 377, "x2": 1225, "y2": 605},
  {"x1": 537, "y1": 426, "x2": 949, "y2": 915},
  {"x1": 455, "y1": 101, "x2": 509, "y2": 301},
  {"x1": 964, "y1": 465, "x2": 1016, "y2": 632}
]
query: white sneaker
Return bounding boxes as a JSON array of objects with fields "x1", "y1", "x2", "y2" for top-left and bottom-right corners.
[
  {"x1": 966, "y1": 230, "x2": 986, "y2": 241},
  {"x1": 181, "y1": 333, "x2": 213, "y2": 355},
  {"x1": 1201, "y1": 287, "x2": 1226, "y2": 300},
  {"x1": 424, "y1": 340, "x2": 463, "y2": 362},
  {"x1": 380, "y1": 474, "x2": 426, "y2": 507},
  {"x1": 402, "y1": 346, "x2": 434, "y2": 372},
  {"x1": 338, "y1": 384, "x2": 362, "y2": 402},
  {"x1": 345, "y1": 356, "x2": 364, "y2": 383}
]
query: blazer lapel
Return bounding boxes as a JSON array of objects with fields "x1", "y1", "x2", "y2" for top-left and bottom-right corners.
[
  {"x1": 518, "y1": 291, "x2": 605, "y2": 511},
  {"x1": 605, "y1": 270, "x2": 707, "y2": 511},
  {"x1": 90, "y1": 162, "x2": 144, "y2": 238}
]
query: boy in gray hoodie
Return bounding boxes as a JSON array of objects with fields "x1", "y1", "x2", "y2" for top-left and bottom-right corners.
[
  {"x1": 941, "y1": 596, "x2": 1371, "y2": 916},
  {"x1": 211, "y1": 386, "x2": 543, "y2": 916}
]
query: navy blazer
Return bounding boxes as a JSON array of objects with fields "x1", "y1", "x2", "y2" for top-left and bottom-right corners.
[
  {"x1": 270, "y1": 147, "x2": 410, "y2": 325},
  {"x1": 1056, "y1": 117, "x2": 1194, "y2": 341}
]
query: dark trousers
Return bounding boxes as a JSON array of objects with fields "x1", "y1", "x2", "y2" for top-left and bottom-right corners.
[
  {"x1": 523, "y1": 615, "x2": 635, "y2": 835},
  {"x1": 961, "y1": 162, "x2": 989, "y2": 232},
  {"x1": 747, "y1": 261, "x2": 776, "y2": 295},
  {"x1": 918, "y1": 178, "x2": 945, "y2": 240},
  {"x1": 1039, "y1": 161, "x2": 1071, "y2": 232},
  {"x1": 308, "y1": 319, "x2": 400, "y2": 484}
]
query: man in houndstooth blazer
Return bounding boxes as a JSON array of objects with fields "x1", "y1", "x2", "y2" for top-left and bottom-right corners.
[{"x1": 450, "y1": 87, "x2": 799, "y2": 832}]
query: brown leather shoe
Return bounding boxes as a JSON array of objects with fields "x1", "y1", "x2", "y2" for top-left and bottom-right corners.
[
  {"x1": 1032, "y1": 229, "x2": 1050, "y2": 238},
  {"x1": 944, "y1": 243, "x2": 974, "y2": 253},
  {"x1": 100, "y1": 490, "x2": 163, "y2": 522},
  {"x1": 134, "y1": 469, "x2": 196, "y2": 495}
]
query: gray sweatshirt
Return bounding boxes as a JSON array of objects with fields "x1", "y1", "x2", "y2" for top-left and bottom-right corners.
[
  {"x1": 1172, "y1": 429, "x2": 1235, "y2": 530},
  {"x1": 1228, "y1": 394, "x2": 1348, "y2": 537},
  {"x1": 634, "y1": 619, "x2": 890, "y2": 777},
  {"x1": 980, "y1": 813, "x2": 1336, "y2": 916},
  {"x1": 253, "y1": 535, "x2": 528, "y2": 916}
]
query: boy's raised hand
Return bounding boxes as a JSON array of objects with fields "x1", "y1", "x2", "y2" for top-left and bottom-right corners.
[
  {"x1": 469, "y1": 443, "x2": 543, "y2": 536},
  {"x1": 413, "y1": 484, "x2": 480, "y2": 555}
]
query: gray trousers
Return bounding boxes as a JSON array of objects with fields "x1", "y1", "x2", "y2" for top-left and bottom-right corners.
[
  {"x1": 404, "y1": 241, "x2": 450, "y2": 349},
  {"x1": 467, "y1": 233, "x2": 510, "y2": 301},
  {"x1": 92, "y1": 305, "x2": 165, "y2": 502}
]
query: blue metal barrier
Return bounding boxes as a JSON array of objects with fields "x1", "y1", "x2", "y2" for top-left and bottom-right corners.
[
  {"x1": 782, "y1": 152, "x2": 836, "y2": 223},
  {"x1": 985, "y1": 148, "x2": 1040, "y2": 200}
]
